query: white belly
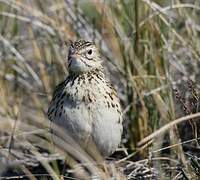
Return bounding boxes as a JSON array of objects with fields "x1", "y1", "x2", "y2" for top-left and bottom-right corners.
[
  {"x1": 91, "y1": 104, "x2": 122, "y2": 156},
  {"x1": 52, "y1": 99, "x2": 122, "y2": 156}
]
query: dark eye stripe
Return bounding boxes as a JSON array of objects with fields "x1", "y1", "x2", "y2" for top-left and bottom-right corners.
[
  {"x1": 80, "y1": 58, "x2": 93, "y2": 67},
  {"x1": 85, "y1": 42, "x2": 92, "y2": 46}
]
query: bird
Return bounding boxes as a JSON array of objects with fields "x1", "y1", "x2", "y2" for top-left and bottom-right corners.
[{"x1": 47, "y1": 40, "x2": 123, "y2": 157}]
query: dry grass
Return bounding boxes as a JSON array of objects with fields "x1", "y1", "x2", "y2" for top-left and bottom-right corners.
[{"x1": 0, "y1": 0, "x2": 200, "y2": 179}]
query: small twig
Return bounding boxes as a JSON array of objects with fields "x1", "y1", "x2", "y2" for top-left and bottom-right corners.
[
  {"x1": 137, "y1": 113, "x2": 200, "y2": 147},
  {"x1": 151, "y1": 137, "x2": 200, "y2": 154}
]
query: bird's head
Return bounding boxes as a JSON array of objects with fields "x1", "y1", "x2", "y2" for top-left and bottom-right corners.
[{"x1": 67, "y1": 40, "x2": 102, "y2": 74}]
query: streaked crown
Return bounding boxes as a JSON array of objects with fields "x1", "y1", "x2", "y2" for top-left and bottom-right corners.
[{"x1": 70, "y1": 40, "x2": 92, "y2": 51}]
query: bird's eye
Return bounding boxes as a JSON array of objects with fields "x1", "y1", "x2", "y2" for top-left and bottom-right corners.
[{"x1": 87, "y1": 49, "x2": 92, "y2": 55}]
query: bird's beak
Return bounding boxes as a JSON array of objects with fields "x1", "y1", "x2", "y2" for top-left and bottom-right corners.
[
  {"x1": 68, "y1": 54, "x2": 81, "y2": 60},
  {"x1": 68, "y1": 54, "x2": 81, "y2": 68}
]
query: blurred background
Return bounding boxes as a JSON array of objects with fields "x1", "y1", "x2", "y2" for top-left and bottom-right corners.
[{"x1": 0, "y1": 0, "x2": 200, "y2": 179}]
